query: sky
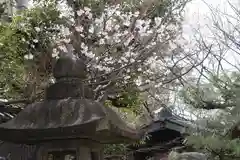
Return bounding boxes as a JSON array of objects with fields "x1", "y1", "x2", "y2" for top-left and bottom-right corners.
[
  {"x1": 168, "y1": 0, "x2": 240, "y2": 119},
  {"x1": 183, "y1": 0, "x2": 236, "y2": 41},
  {"x1": 183, "y1": 0, "x2": 240, "y2": 72}
]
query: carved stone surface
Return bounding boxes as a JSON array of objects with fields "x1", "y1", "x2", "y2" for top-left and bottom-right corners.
[
  {"x1": 53, "y1": 56, "x2": 87, "y2": 80},
  {"x1": 45, "y1": 81, "x2": 93, "y2": 99},
  {"x1": 0, "y1": 54, "x2": 140, "y2": 144},
  {"x1": 47, "y1": 55, "x2": 93, "y2": 99}
]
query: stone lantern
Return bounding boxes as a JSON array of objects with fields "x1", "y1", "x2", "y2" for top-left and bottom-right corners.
[{"x1": 0, "y1": 54, "x2": 140, "y2": 160}]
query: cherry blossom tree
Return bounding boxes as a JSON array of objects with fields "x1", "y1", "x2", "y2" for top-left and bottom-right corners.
[
  {"x1": 50, "y1": 0, "x2": 190, "y2": 106},
  {"x1": 1, "y1": 0, "x2": 193, "y2": 113}
]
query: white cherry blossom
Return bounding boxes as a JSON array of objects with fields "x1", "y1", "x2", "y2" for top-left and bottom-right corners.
[
  {"x1": 77, "y1": 9, "x2": 84, "y2": 16},
  {"x1": 24, "y1": 53, "x2": 34, "y2": 60},
  {"x1": 34, "y1": 27, "x2": 41, "y2": 32},
  {"x1": 48, "y1": 1, "x2": 186, "y2": 102},
  {"x1": 75, "y1": 26, "x2": 84, "y2": 32}
]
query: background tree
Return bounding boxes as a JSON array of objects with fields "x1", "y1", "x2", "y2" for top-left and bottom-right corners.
[
  {"x1": 179, "y1": 1, "x2": 240, "y2": 159},
  {"x1": 180, "y1": 72, "x2": 240, "y2": 159}
]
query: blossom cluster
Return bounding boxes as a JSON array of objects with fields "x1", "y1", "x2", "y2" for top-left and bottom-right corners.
[{"x1": 53, "y1": 3, "x2": 183, "y2": 88}]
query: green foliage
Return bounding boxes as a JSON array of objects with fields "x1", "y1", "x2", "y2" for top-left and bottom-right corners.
[
  {"x1": 179, "y1": 72, "x2": 240, "y2": 110},
  {"x1": 104, "y1": 134, "x2": 149, "y2": 158},
  {"x1": 0, "y1": 22, "x2": 27, "y2": 99},
  {"x1": 180, "y1": 72, "x2": 240, "y2": 159},
  {"x1": 104, "y1": 144, "x2": 128, "y2": 157},
  {"x1": 105, "y1": 88, "x2": 144, "y2": 114},
  {"x1": 187, "y1": 135, "x2": 240, "y2": 160},
  {"x1": 12, "y1": 4, "x2": 63, "y2": 56},
  {"x1": 0, "y1": 2, "x2": 64, "y2": 99},
  {"x1": 0, "y1": 0, "x2": 14, "y2": 20}
]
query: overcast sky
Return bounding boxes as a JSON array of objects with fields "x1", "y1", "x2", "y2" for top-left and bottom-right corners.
[
  {"x1": 183, "y1": 0, "x2": 240, "y2": 71},
  {"x1": 169, "y1": 0, "x2": 240, "y2": 118},
  {"x1": 183, "y1": 0, "x2": 234, "y2": 39}
]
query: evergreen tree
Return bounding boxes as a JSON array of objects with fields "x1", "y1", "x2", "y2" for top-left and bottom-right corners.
[
  {"x1": 179, "y1": 1, "x2": 240, "y2": 159},
  {"x1": 180, "y1": 72, "x2": 240, "y2": 159}
]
